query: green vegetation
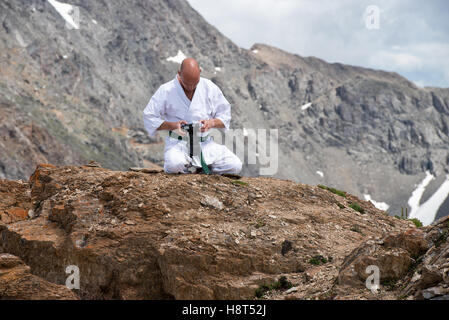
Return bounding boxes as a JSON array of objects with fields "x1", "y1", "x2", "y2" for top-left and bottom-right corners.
[
  {"x1": 309, "y1": 255, "x2": 328, "y2": 265},
  {"x1": 349, "y1": 202, "x2": 365, "y2": 214},
  {"x1": 318, "y1": 185, "x2": 347, "y2": 198},
  {"x1": 409, "y1": 218, "x2": 423, "y2": 228},
  {"x1": 394, "y1": 215, "x2": 424, "y2": 228},
  {"x1": 232, "y1": 180, "x2": 248, "y2": 186},
  {"x1": 254, "y1": 276, "x2": 293, "y2": 298}
]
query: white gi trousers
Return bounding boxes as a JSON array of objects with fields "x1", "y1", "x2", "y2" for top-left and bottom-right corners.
[{"x1": 163, "y1": 136, "x2": 242, "y2": 174}]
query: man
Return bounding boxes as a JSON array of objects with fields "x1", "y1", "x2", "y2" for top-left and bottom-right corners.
[{"x1": 143, "y1": 58, "x2": 242, "y2": 174}]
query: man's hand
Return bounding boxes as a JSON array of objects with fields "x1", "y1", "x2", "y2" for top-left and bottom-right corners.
[
  {"x1": 199, "y1": 119, "x2": 225, "y2": 132},
  {"x1": 199, "y1": 119, "x2": 214, "y2": 132},
  {"x1": 157, "y1": 120, "x2": 188, "y2": 135},
  {"x1": 173, "y1": 120, "x2": 188, "y2": 136}
]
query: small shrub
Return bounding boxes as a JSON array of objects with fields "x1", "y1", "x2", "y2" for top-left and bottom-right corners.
[
  {"x1": 349, "y1": 202, "x2": 365, "y2": 214},
  {"x1": 277, "y1": 276, "x2": 293, "y2": 290},
  {"x1": 318, "y1": 185, "x2": 347, "y2": 198},
  {"x1": 409, "y1": 218, "x2": 423, "y2": 228},
  {"x1": 255, "y1": 284, "x2": 270, "y2": 298},
  {"x1": 254, "y1": 276, "x2": 293, "y2": 298},
  {"x1": 309, "y1": 255, "x2": 328, "y2": 265},
  {"x1": 395, "y1": 215, "x2": 424, "y2": 228},
  {"x1": 330, "y1": 188, "x2": 347, "y2": 198}
]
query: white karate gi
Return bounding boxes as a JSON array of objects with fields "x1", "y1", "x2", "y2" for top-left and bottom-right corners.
[{"x1": 143, "y1": 76, "x2": 242, "y2": 174}]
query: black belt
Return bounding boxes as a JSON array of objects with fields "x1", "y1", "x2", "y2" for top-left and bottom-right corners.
[
  {"x1": 168, "y1": 130, "x2": 209, "y2": 142},
  {"x1": 168, "y1": 124, "x2": 211, "y2": 174}
]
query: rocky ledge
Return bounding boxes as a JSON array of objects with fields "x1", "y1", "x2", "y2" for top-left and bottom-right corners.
[{"x1": 0, "y1": 164, "x2": 447, "y2": 300}]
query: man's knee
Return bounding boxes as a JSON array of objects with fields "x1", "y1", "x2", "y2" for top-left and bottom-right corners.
[
  {"x1": 230, "y1": 156, "x2": 243, "y2": 174},
  {"x1": 218, "y1": 155, "x2": 242, "y2": 175},
  {"x1": 164, "y1": 151, "x2": 188, "y2": 173},
  {"x1": 164, "y1": 160, "x2": 187, "y2": 173}
]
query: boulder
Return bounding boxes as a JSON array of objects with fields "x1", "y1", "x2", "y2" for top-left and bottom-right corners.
[{"x1": 0, "y1": 253, "x2": 78, "y2": 300}]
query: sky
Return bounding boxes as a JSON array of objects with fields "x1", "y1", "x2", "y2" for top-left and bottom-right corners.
[{"x1": 187, "y1": 0, "x2": 449, "y2": 88}]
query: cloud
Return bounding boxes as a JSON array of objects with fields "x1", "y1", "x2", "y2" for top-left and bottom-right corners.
[
  {"x1": 369, "y1": 51, "x2": 423, "y2": 71},
  {"x1": 187, "y1": 0, "x2": 449, "y2": 87}
]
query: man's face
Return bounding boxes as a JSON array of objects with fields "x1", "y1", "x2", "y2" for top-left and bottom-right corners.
[{"x1": 178, "y1": 71, "x2": 200, "y2": 92}]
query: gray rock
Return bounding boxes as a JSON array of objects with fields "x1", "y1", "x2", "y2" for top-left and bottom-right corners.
[
  {"x1": 200, "y1": 195, "x2": 224, "y2": 210},
  {"x1": 286, "y1": 286, "x2": 299, "y2": 294}
]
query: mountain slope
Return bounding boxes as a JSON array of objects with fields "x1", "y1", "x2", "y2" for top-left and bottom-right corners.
[{"x1": 0, "y1": 0, "x2": 448, "y2": 222}]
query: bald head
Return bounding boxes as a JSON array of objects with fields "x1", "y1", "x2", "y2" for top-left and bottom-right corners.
[
  {"x1": 178, "y1": 58, "x2": 201, "y2": 93},
  {"x1": 180, "y1": 58, "x2": 200, "y2": 74}
]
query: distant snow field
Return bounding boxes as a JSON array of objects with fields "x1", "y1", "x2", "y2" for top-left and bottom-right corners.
[
  {"x1": 166, "y1": 50, "x2": 187, "y2": 64},
  {"x1": 408, "y1": 171, "x2": 435, "y2": 215},
  {"x1": 363, "y1": 194, "x2": 390, "y2": 211},
  {"x1": 47, "y1": 0, "x2": 79, "y2": 30},
  {"x1": 408, "y1": 172, "x2": 449, "y2": 226},
  {"x1": 316, "y1": 171, "x2": 324, "y2": 178}
]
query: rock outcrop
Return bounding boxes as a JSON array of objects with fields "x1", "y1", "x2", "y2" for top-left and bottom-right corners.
[
  {"x1": 0, "y1": 253, "x2": 78, "y2": 300},
  {"x1": 1, "y1": 163, "x2": 425, "y2": 300},
  {"x1": 333, "y1": 216, "x2": 449, "y2": 300}
]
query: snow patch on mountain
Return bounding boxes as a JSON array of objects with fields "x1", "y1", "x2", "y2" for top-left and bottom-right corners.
[
  {"x1": 47, "y1": 0, "x2": 79, "y2": 30},
  {"x1": 408, "y1": 171, "x2": 435, "y2": 222},
  {"x1": 301, "y1": 102, "x2": 312, "y2": 111},
  {"x1": 409, "y1": 174, "x2": 449, "y2": 226},
  {"x1": 166, "y1": 50, "x2": 187, "y2": 64},
  {"x1": 364, "y1": 194, "x2": 390, "y2": 211}
]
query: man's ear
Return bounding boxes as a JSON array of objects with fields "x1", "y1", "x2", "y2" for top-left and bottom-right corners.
[
  {"x1": 199, "y1": 67, "x2": 203, "y2": 73},
  {"x1": 177, "y1": 69, "x2": 181, "y2": 76}
]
